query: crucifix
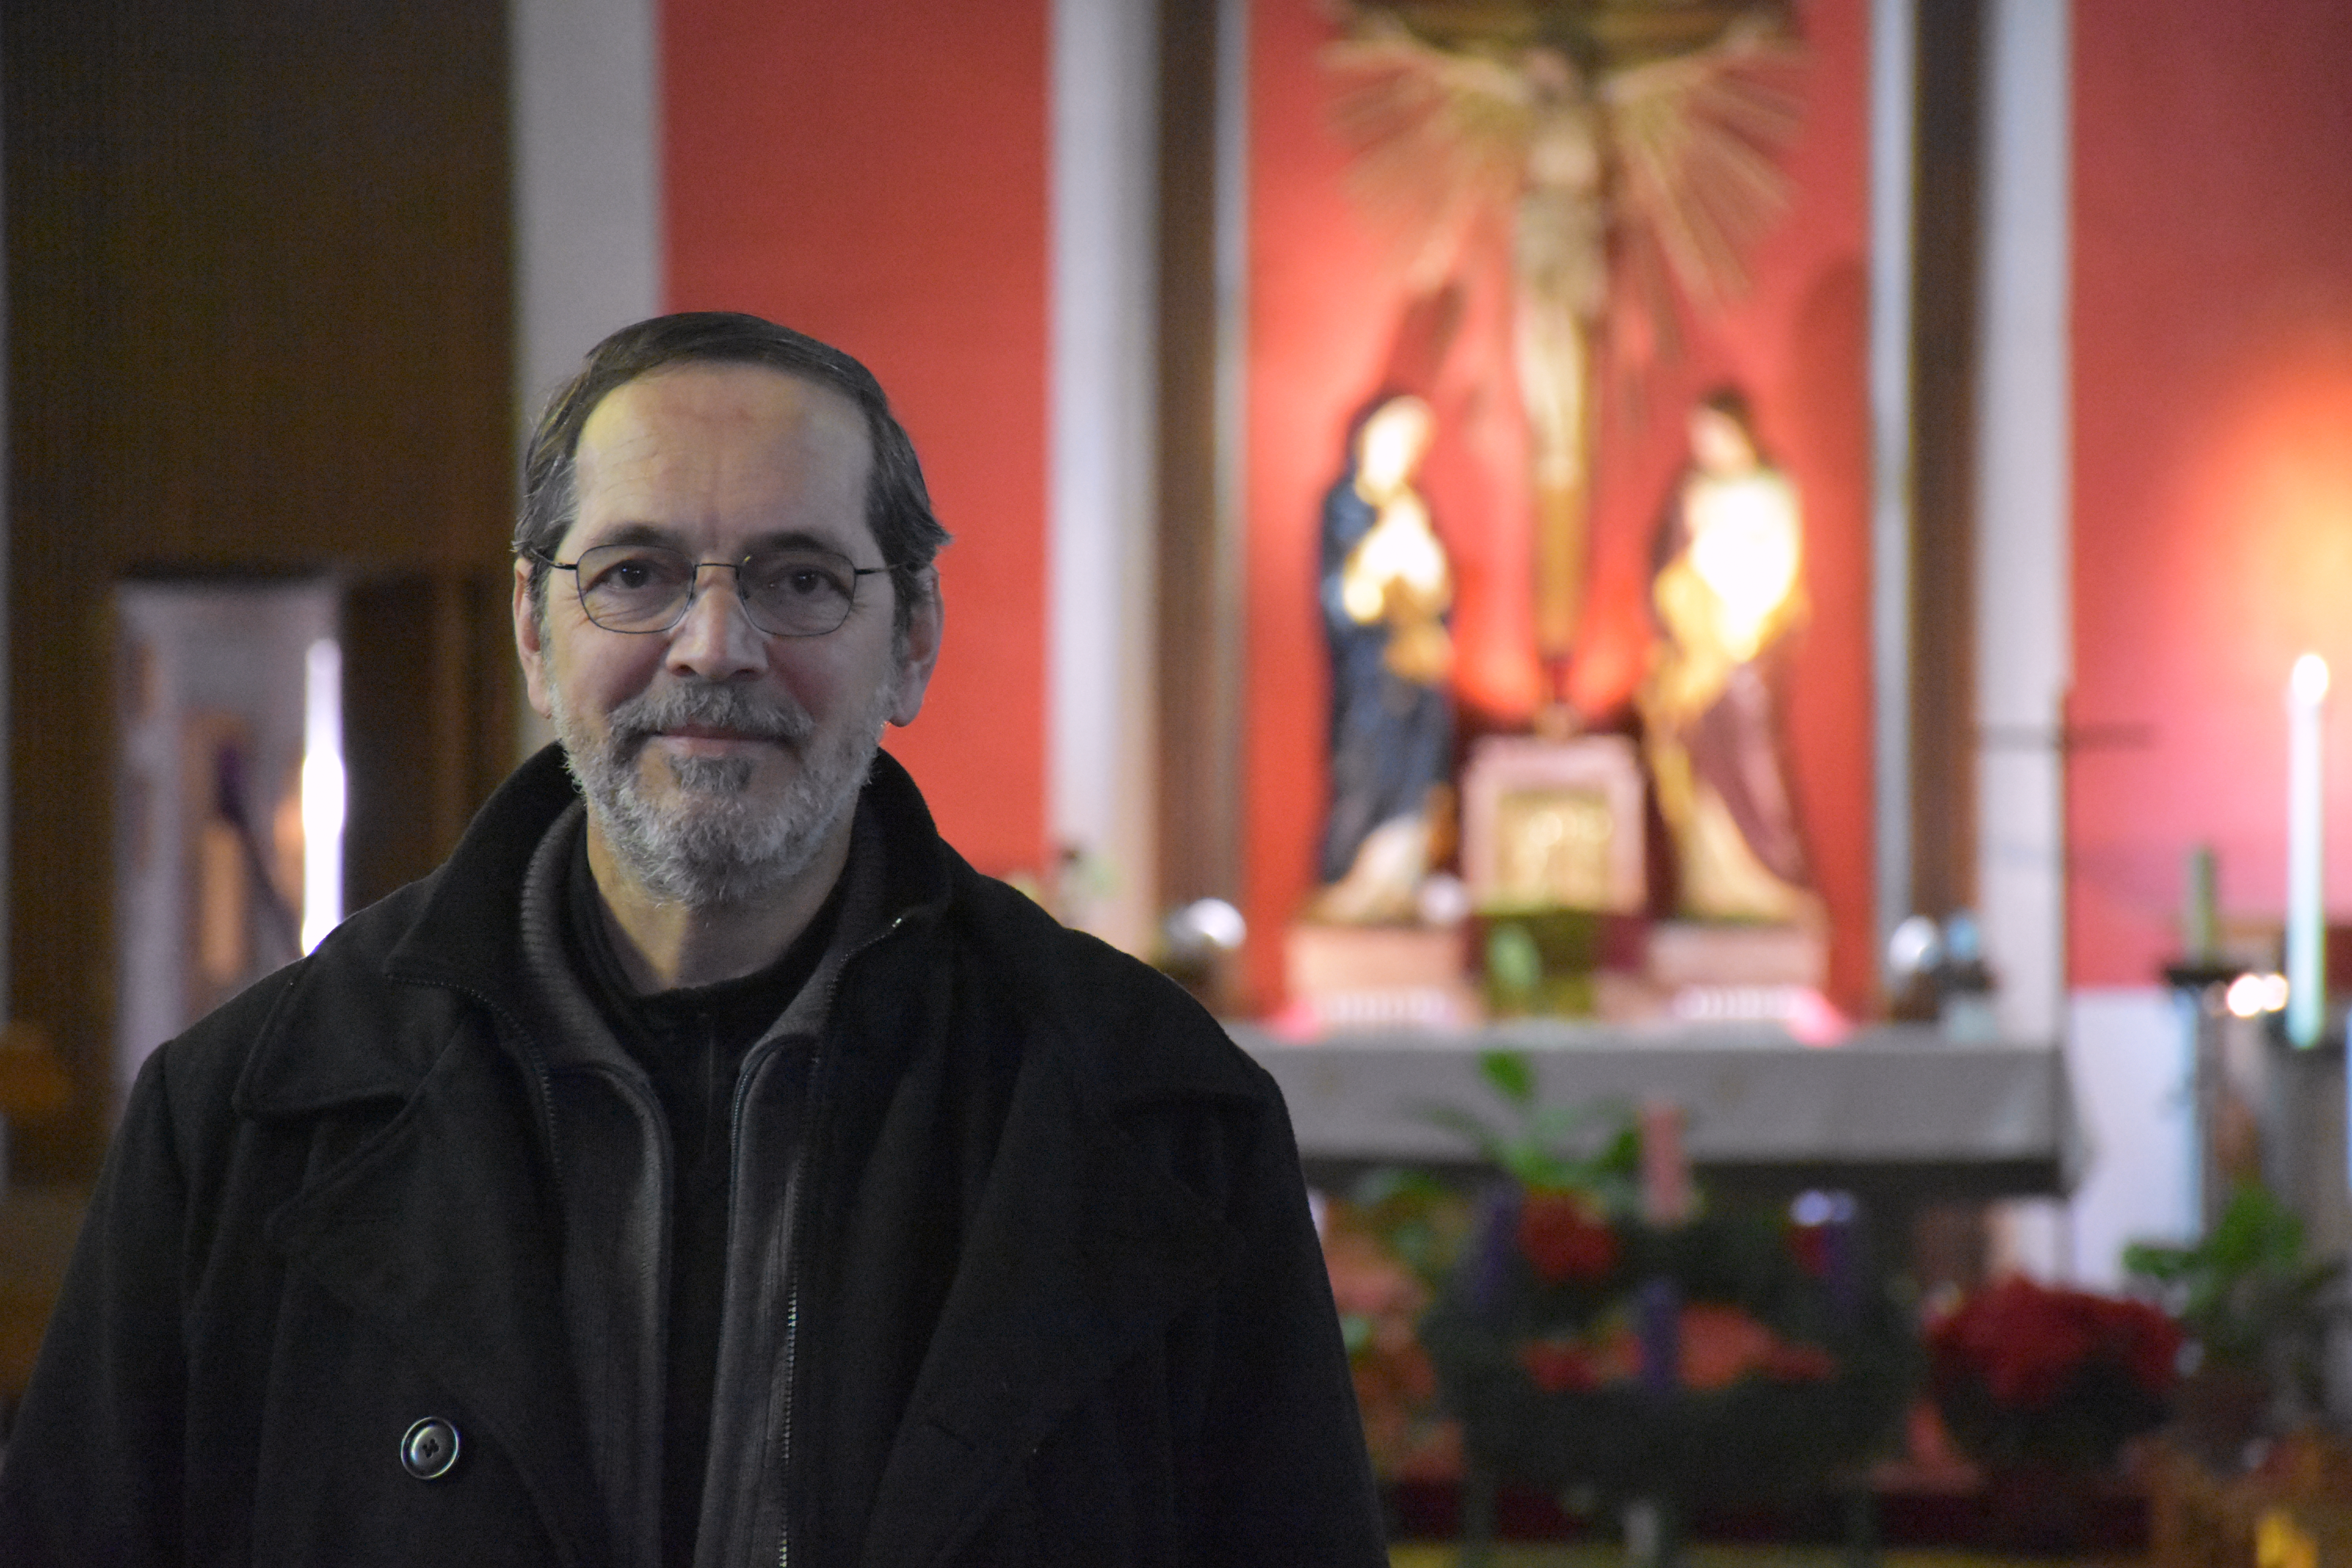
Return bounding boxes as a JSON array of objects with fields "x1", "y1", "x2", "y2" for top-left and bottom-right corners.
[{"x1": 1327, "y1": 0, "x2": 1802, "y2": 723}]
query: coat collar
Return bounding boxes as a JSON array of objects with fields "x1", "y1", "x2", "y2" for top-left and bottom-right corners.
[
  {"x1": 235, "y1": 743, "x2": 959, "y2": 1120},
  {"x1": 381, "y1": 743, "x2": 958, "y2": 996},
  {"x1": 231, "y1": 744, "x2": 582, "y2": 1121}
]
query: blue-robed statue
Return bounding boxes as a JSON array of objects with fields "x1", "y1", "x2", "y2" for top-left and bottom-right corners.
[{"x1": 1314, "y1": 394, "x2": 1454, "y2": 923}]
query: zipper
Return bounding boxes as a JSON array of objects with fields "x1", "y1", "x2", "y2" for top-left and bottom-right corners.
[
  {"x1": 766, "y1": 1035, "x2": 818, "y2": 1568},
  {"x1": 769, "y1": 909, "x2": 913, "y2": 1568},
  {"x1": 417, "y1": 890, "x2": 925, "y2": 1568},
  {"x1": 775, "y1": 1288, "x2": 802, "y2": 1568}
]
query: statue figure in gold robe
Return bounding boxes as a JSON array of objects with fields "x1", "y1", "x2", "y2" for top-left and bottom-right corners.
[{"x1": 1640, "y1": 389, "x2": 1816, "y2": 922}]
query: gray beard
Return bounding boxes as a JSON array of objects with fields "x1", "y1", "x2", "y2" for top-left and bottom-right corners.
[{"x1": 549, "y1": 674, "x2": 893, "y2": 908}]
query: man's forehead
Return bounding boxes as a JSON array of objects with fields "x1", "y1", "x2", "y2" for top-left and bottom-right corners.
[{"x1": 573, "y1": 363, "x2": 872, "y2": 499}]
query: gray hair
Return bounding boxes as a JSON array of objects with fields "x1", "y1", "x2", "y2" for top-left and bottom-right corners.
[{"x1": 515, "y1": 312, "x2": 950, "y2": 637}]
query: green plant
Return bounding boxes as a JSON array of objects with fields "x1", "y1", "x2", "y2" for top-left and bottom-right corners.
[
  {"x1": 1417, "y1": 1048, "x2": 1641, "y2": 1207},
  {"x1": 2123, "y1": 1182, "x2": 2344, "y2": 1410}
]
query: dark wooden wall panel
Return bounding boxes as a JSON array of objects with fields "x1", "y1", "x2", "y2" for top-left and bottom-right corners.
[
  {"x1": 1907, "y1": 0, "x2": 1983, "y2": 923},
  {"x1": 6, "y1": 0, "x2": 514, "y2": 1179},
  {"x1": 341, "y1": 570, "x2": 519, "y2": 917},
  {"x1": 1156, "y1": 0, "x2": 1244, "y2": 923}
]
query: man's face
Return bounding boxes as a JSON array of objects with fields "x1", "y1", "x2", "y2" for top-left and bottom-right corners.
[{"x1": 513, "y1": 362, "x2": 940, "y2": 906}]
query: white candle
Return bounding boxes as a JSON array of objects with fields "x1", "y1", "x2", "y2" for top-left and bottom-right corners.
[{"x1": 2286, "y1": 654, "x2": 2329, "y2": 1047}]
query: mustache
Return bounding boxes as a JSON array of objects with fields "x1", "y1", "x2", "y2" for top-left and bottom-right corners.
[{"x1": 607, "y1": 681, "x2": 815, "y2": 754}]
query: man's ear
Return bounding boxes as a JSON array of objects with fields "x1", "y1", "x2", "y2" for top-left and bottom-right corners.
[
  {"x1": 512, "y1": 556, "x2": 555, "y2": 720},
  {"x1": 887, "y1": 575, "x2": 942, "y2": 728}
]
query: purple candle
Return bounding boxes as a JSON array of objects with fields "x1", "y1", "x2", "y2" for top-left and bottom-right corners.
[
  {"x1": 1824, "y1": 1194, "x2": 1861, "y2": 1330},
  {"x1": 1795, "y1": 1189, "x2": 1863, "y2": 1329},
  {"x1": 1467, "y1": 1185, "x2": 1521, "y2": 1319},
  {"x1": 1636, "y1": 1276, "x2": 1680, "y2": 1396}
]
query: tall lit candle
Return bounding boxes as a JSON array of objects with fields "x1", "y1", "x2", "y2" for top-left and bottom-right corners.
[{"x1": 2286, "y1": 654, "x2": 2329, "y2": 1048}]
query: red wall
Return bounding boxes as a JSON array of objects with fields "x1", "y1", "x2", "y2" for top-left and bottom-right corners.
[
  {"x1": 641, "y1": 0, "x2": 2352, "y2": 1002},
  {"x1": 662, "y1": 0, "x2": 1050, "y2": 878},
  {"x1": 2070, "y1": 1, "x2": 2352, "y2": 985},
  {"x1": 1243, "y1": 0, "x2": 1874, "y2": 1012}
]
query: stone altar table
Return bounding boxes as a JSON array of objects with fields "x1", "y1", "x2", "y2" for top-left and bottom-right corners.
[{"x1": 1231, "y1": 1021, "x2": 2083, "y2": 1212}]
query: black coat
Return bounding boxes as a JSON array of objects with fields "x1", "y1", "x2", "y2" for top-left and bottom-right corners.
[{"x1": 0, "y1": 749, "x2": 1386, "y2": 1567}]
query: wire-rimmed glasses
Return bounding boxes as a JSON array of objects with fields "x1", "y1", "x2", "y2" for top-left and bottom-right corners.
[{"x1": 531, "y1": 542, "x2": 895, "y2": 638}]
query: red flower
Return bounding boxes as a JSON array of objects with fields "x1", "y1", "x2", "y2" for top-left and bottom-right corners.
[
  {"x1": 1759, "y1": 1341, "x2": 1838, "y2": 1382},
  {"x1": 1676, "y1": 1304, "x2": 1837, "y2": 1389},
  {"x1": 1928, "y1": 1276, "x2": 2183, "y2": 1411},
  {"x1": 1517, "y1": 1189, "x2": 1621, "y2": 1283},
  {"x1": 1786, "y1": 1221, "x2": 1836, "y2": 1278},
  {"x1": 2091, "y1": 1290, "x2": 2185, "y2": 1396},
  {"x1": 1517, "y1": 1308, "x2": 1837, "y2": 1395},
  {"x1": 1679, "y1": 1303, "x2": 1778, "y2": 1390},
  {"x1": 1519, "y1": 1338, "x2": 1601, "y2": 1392}
]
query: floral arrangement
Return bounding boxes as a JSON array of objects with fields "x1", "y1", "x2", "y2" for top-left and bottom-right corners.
[
  {"x1": 1396, "y1": 1051, "x2": 1917, "y2": 1504},
  {"x1": 1325, "y1": 1171, "x2": 1468, "y2": 1479},
  {"x1": 1926, "y1": 1274, "x2": 2182, "y2": 1471}
]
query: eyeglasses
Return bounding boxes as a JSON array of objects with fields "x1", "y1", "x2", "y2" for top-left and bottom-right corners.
[{"x1": 532, "y1": 543, "x2": 895, "y2": 638}]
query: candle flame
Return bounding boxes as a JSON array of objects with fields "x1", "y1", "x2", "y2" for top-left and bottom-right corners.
[
  {"x1": 2227, "y1": 971, "x2": 2291, "y2": 1018},
  {"x1": 2292, "y1": 653, "x2": 2330, "y2": 705}
]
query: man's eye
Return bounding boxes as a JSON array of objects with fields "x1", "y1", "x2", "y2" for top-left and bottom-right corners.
[
  {"x1": 753, "y1": 556, "x2": 850, "y2": 599},
  {"x1": 584, "y1": 551, "x2": 682, "y2": 594}
]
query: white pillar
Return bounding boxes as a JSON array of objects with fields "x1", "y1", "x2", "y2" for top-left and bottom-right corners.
[
  {"x1": 1978, "y1": 0, "x2": 2075, "y2": 1279},
  {"x1": 508, "y1": 0, "x2": 663, "y2": 759},
  {"x1": 509, "y1": 0, "x2": 663, "y2": 419},
  {"x1": 1049, "y1": 0, "x2": 1160, "y2": 952},
  {"x1": 1976, "y1": 0, "x2": 2073, "y2": 1047},
  {"x1": 1868, "y1": 0, "x2": 1916, "y2": 986}
]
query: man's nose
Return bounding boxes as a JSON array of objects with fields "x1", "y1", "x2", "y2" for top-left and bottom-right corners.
[{"x1": 664, "y1": 565, "x2": 767, "y2": 678}]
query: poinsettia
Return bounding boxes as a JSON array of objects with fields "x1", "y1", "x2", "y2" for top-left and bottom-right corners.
[
  {"x1": 1930, "y1": 1276, "x2": 2180, "y2": 1409},
  {"x1": 1786, "y1": 1220, "x2": 1831, "y2": 1278},
  {"x1": 1517, "y1": 1188, "x2": 1620, "y2": 1283},
  {"x1": 1927, "y1": 1275, "x2": 2181, "y2": 1470}
]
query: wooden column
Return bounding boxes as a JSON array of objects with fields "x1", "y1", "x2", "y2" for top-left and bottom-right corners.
[
  {"x1": 1906, "y1": 0, "x2": 1985, "y2": 922},
  {"x1": 1154, "y1": 0, "x2": 1246, "y2": 914}
]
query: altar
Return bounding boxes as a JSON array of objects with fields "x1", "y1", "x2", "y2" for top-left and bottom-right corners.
[{"x1": 1233, "y1": 1022, "x2": 2083, "y2": 1218}]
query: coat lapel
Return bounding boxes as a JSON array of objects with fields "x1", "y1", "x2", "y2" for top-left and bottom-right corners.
[
  {"x1": 857, "y1": 1052, "x2": 1238, "y2": 1568},
  {"x1": 266, "y1": 1022, "x2": 612, "y2": 1568}
]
